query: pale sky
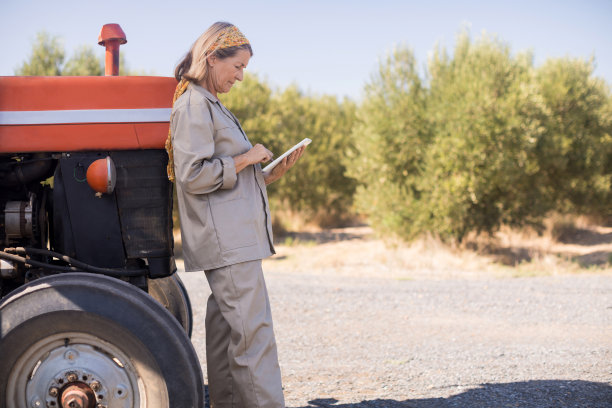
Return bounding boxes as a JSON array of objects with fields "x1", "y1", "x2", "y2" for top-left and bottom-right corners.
[{"x1": 1, "y1": 0, "x2": 611, "y2": 100}]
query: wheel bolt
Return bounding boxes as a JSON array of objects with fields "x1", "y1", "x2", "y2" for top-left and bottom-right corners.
[
  {"x1": 49, "y1": 387, "x2": 59, "y2": 397},
  {"x1": 114, "y1": 384, "x2": 128, "y2": 399},
  {"x1": 90, "y1": 381, "x2": 101, "y2": 392},
  {"x1": 66, "y1": 372, "x2": 78, "y2": 382},
  {"x1": 64, "y1": 350, "x2": 78, "y2": 361}
]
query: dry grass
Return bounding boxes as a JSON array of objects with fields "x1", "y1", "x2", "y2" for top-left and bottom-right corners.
[
  {"x1": 463, "y1": 215, "x2": 612, "y2": 275},
  {"x1": 264, "y1": 216, "x2": 612, "y2": 280},
  {"x1": 173, "y1": 215, "x2": 612, "y2": 278}
]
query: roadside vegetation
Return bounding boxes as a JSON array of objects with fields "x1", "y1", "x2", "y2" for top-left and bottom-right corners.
[{"x1": 17, "y1": 30, "x2": 611, "y2": 273}]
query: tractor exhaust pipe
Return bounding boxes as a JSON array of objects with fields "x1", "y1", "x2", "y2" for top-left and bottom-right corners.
[{"x1": 98, "y1": 24, "x2": 127, "y2": 76}]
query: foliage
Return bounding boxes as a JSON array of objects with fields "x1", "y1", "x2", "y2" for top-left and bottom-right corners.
[
  {"x1": 62, "y1": 46, "x2": 103, "y2": 76},
  {"x1": 266, "y1": 86, "x2": 357, "y2": 225},
  {"x1": 535, "y1": 58, "x2": 612, "y2": 218},
  {"x1": 15, "y1": 32, "x2": 65, "y2": 76},
  {"x1": 15, "y1": 31, "x2": 135, "y2": 76},
  {"x1": 222, "y1": 74, "x2": 357, "y2": 225},
  {"x1": 349, "y1": 32, "x2": 612, "y2": 241},
  {"x1": 346, "y1": 47, "x2": 428, "y2": 238},
  {"x1": 422, "y1": 33, "x2": 547, "y2": 240}
]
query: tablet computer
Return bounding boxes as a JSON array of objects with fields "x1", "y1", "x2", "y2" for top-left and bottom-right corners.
[{"x1": 262, "y1": 138, "x2": 311, "y2": 174}]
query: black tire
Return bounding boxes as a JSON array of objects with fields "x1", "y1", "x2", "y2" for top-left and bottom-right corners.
[
  {"x1": 147, "y1": 273, "x2": 193, "y2": 338},
  {"x1": 0, "y1": 273, "x2": 204, "y2": 408}
]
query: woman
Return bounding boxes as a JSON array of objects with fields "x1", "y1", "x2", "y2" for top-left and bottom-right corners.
[{"x1": 166, "y1": 22, "x2": 304, "y2": 408}]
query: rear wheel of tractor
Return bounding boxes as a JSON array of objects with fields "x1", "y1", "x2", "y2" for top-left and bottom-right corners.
[
  {"x1": 0, "y1": 273, "x2": 204, "y2": 408},
  {"x1": 147, "y1": 273, "x2": 193, "y2": 337}
]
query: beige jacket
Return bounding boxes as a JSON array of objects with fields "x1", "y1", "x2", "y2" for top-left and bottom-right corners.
[{"x1": 171, "y1": 83, "x2": 274, "y2": 271}]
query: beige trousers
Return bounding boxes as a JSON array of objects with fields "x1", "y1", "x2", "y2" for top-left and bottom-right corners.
[{"x1": 205, "y1": 260, "x2": 284, "y2": 408}]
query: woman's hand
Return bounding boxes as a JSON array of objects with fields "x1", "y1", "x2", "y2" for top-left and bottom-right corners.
[
  {"x1": 233, "y1": 144, "x2": 273, "y2": 174},
  {"x1": 263, "y1": 145, "x2": 306, "y2": 185}
]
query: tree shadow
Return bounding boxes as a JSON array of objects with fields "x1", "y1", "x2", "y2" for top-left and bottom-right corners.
[
  {"x1": 485, "y1": 246, "x2": 533, "y2": 266},
  {"x1": 467, "y1": 243, "x2": 611, "y2": 268},
  {"x1": 289, "y1": 380, "x2": 612, "y2": 408},
  {"x1": 574, "y1": 250, "x2": 612, "y2": 267},
  {"x1": 274, "y1": 228, "x2": 369, "y2": 245},
  {"x1": 554, "y1": 226, "x2": 612, "y2": 246}
]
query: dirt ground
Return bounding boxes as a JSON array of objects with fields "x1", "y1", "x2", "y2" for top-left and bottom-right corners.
[{"x1": 177, "y1": 221, "x2": 612, "y2": 407}]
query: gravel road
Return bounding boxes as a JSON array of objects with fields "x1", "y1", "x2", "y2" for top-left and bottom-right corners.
[{"x1": 178, "y1": 265, "x2": 612, "y2": 408}]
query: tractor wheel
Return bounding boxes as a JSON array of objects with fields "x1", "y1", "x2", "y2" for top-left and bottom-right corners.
[
  {"x1": 0, "y1": 273, "x2": 204, "y2": 408},
  {"x1": 147, "y1": 273, "x2": 193, "y2": 338}
]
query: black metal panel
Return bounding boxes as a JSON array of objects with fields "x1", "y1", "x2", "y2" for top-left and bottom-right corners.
[
  {"x1": 148, "y1": 256, "x2": 176, "y2": 279},
  {"x1": 110, "y1": 150, "x2": 174, "y2": 261},
  {"x1": 52, "y1": 163, "x2": 76, "y2": 258},
  {"x1": 57, "y1": 153, "x2": 125, "y2": 268}
]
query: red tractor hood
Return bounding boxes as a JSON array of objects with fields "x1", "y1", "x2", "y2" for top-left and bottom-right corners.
[{"x1": 0, "y1": 76, "x2": 177, "y2": 153}]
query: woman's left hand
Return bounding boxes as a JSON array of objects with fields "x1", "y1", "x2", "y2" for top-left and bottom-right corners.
[{"x1": 263, "y1": 146, "x2": 306, "y2": 185}]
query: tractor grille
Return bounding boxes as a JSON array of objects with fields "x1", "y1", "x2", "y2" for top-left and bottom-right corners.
[{"x1": 111, "y1": 150, "x2": 173, "y2": 258}]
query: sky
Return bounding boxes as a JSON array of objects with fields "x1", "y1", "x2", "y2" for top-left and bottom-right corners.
[{"x1": 1, "y1": 0, "x2": 611, "y2": 100}]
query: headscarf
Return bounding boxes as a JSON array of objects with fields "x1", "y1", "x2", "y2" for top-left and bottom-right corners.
[
  {"x1": 165, "y1": 25, "x2": 250, "y2": 182},
  {"x1": 208, "y1": 25, "x2": 250, "y2": 53},
  {"x1": 165, "y1": 79, "x2": 190, "y2": 182}
]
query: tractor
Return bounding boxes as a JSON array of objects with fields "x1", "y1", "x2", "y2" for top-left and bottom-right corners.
[{"x1": 0, "y1": 24, "x2": 204, "y2": 407}]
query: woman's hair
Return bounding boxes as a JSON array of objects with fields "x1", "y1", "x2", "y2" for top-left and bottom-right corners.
[{"x1": 175, "y1": 21, "x2": 253, "y2": 82}]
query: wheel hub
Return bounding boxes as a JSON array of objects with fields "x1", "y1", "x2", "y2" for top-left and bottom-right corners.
[
  {"x1": 7, "y1": 333, "x2": 138, "y2": 408},
  {"x1": 60, "y1": 382, "x2": 96, "y2": 408}
]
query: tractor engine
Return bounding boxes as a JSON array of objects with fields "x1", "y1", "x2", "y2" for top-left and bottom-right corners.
[
  {"x1": 0, "y1": 148, "x2": 176, "y2": 297},
  {"x1": 0, "y1": 153, "x2": 54, "y2": 292}
]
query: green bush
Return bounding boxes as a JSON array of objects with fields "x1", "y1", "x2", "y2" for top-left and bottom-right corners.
[
  {"x1": 346, "y1": 47, "x2": 428, "y2": 238},
  {"x1": 535, "y1": 58, "x2": 612, "y2": 218},
  {"x1": 16, "y1": 30, "x2": 140, "y2": 76},
  {"x1": 349, "y1": 32, "x2": 611, "y2": 241},
  {"x1": 422, "y1": 33, "x2": 547, "y2": 240},
  {"x1": 222, "y1": 75, "x2": 357, "y2": 226}
]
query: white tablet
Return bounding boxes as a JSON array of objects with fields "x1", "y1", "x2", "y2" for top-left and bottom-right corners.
[{"x1": 262, "y1": 138, "x2": 311, "y2": 174}]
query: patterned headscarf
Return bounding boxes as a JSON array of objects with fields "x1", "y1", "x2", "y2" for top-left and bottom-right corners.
[
  {"x1": 208, "y1": 25, "x2": 250, "y2": 55},
  {"x1": 165, "y1": 79, "x2": 190, "y2": 182},
  {"x1": 165, "y1": 25, "x2": 250, "y2": 182}
]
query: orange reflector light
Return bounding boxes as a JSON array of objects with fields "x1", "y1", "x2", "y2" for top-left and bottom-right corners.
[{"x1": 86, "y1": 156, "x2": 116, "y2": 194}]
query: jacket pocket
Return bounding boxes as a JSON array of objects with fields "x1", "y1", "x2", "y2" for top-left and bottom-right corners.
[
  {"x1": 209, "y1": 198, "x2": 258, "y2": 251},
  {"x1": 214, "y1": 127, "x2": 252, "y2": 157}
]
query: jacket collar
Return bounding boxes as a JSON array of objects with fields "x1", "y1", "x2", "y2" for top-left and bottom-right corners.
[
  {"x1": 188, "y1": 82, "x2": 242, "y2": 129},
  {"x1": 188, "y1": 82, "x2": 219, "y2": 104}
]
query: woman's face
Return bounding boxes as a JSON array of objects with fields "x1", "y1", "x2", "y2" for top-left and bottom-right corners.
[{"x1": 209, "y1": 49, "x2": 251, "y2": 95}]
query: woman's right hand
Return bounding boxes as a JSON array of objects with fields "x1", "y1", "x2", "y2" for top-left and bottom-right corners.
[
  {"x1": 245, "y1": 144, "x2": 274, "y2": 165},
  {"x1": 233, "y1": 144, "x2": 273, "y2": 173}
]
